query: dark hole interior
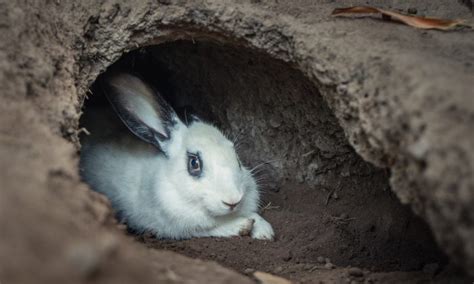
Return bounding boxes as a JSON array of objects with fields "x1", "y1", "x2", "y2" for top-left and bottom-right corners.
[{"x1": 80, "y1": 40, "x2": 447, "y2": 280}]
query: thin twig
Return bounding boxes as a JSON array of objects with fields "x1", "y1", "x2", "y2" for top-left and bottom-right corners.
[
  {"x1": 261, "y1": 202, "x2": 280, "y2": 212},
  {"x1": 325, "y1": 188, "x2": 336, "y2": 206}
]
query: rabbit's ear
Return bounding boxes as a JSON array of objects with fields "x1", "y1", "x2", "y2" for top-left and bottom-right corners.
[
  {"x1": 176, "y1": 106, "x2": 202, "y2": 126},
  {"x1": 100, "y1": 72, "x2": 178, "y2": 151}
]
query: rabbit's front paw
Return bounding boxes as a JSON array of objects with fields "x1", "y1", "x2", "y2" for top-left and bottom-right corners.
[
  {"x1": 200, "y1": 217, "x2": 256, "y2": 238},
  {"x1": 251, "y1": 214, "x2": 274, "y2": 240},
  {"x1": 238, "y1": 218, "x2": 255, "y2": 236}
]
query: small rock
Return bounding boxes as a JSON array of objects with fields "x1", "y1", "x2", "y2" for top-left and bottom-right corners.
[
  {"x1": 244, "y1": 268, "x2": 255, "y2": 275},
  {"x1": 407, "y1": 7, "x2": 418, "y2": 14},
  {"x1": 340, "y1": 213, "x2": 349, "y2": 219},
  {"x1": 348, "y1": 267, "x2": 364, "y2": 277},
  {"x1": 269, "y1": 117, "x2": 282, "y2": 128},
  {"x1": 254, "y1": 271, "x2": 292, "y2": 284},
  {"x1": 325, "y1": 258, "x2": 331, "y2": 264},
  {"x1": 296, "y1": 172, "x2": 305, "y2": 184},
  {"x1": 281, "y1": 250, "x2": 292, "y2": 262},
  {"x1": 332, "y1": 192, "x2": 339, "y2": 199},
  {"x1": 273, "y1": 266, "x2": 284, "y2": 273},
  {"x1": 324, "y1": 262, "x2": 335, "y2": 269},
  {"x1": 317, "y1": 256, "x2": 325, "y2": 263}
]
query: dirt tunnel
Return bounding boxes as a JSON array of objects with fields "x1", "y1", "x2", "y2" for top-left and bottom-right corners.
[
  {"x1": 79, "y1": 39, "x2": 448, "y2": 280},
  {"x1": 2, "y1": 1, "x2": 474, "y2": 283}
]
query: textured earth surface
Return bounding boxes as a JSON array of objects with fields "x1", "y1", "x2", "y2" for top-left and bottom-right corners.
[{"x1": 1, "y1": 0, "x2": 473, "y2": 283}]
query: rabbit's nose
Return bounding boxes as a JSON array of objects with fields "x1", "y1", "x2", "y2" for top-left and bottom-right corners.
[{"x1": 222, "y1": 200, "x2": 241, "y2": 210}]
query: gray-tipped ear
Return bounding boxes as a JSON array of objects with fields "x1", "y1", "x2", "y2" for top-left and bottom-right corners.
[
  {"x1": 177, "y1": 106, "x2": 202, "y2": 126},
  {"x1": 100, "y1": 72, "x2": 178, "y2": 151}
]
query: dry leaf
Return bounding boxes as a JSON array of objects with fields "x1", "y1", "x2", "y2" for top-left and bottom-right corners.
[
  {"x1": 253, "y1": 271, "x2": 292, "y2": 284},
  {"x1": 332, "y1": 6, "x2": 467, "y2": 30}
]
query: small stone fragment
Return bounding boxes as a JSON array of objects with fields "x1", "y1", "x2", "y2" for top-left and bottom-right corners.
[
  {"x1": 303, "y1": 264, "x2": 313, "y2": 270},
  {"x1": 281, "y1": 250, "x2": 292, "y2": 262},
  {"x1": 273, "y1": 266, "x2": 284, "y2": 273},
  {"x1": 324, "y1": 262, "x2": 335, "y2": 269},
  {"x1": 254, "y1": 271, "x2": 292, "y2": 284},
  {"x1": 269, "y1": 117, "x2": 282, "y2": 128},
  {"x1": 348, "y1": 267, "x2": 364, "y2": 277},
  {"x1": 244, "y1": 268, "x2": 255, "y2": 274},
  {"x1": 317, "y1": 256, "x2": 325, "y2": 263}
]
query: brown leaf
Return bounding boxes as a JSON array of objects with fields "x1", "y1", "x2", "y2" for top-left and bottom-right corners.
[{"x1": 332, "y1": 6, "x2": 468, "y2": 30}]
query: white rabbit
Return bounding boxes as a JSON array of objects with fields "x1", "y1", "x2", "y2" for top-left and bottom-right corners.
[{"x1": 80, "y1": 72, "x2": 274, "y2": 240}]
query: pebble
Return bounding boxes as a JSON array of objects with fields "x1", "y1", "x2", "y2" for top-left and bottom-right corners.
[
  {"x1": 254, "y1": 271, "x2": 292, "y2": 284},
  {"x1": 316, "y1": 256, "x2": 325, "y2": 263},
  {"x1": 244, "y1": 268, "x2": 255, "y2": 275},
  {"x1": 324, "y1": 262, "x2": 335, "y2": 269},
  {"x1": 273, "y1": 266, "x2": 284, "y2": 273},
  {"x1": 348, "y1": 267, "x2": 364, "y2": 277},
  {"x1": 407, "y1": 7, "x2": 418, "y2": 14},
  {"x1": 269, "y1": 117, "x2": 282, "y2": 128},
  {"x1": 281, "y1": 250, "x2": 292, "y2": 262}
]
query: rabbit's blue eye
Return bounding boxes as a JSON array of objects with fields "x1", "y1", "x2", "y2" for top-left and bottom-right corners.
[{"x1": 187, "y1": 152, "x2": 202, "y2": 177}]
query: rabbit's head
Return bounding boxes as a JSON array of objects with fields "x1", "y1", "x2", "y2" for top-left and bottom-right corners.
[{"x1": 101, "y1": 73, "x2": 256, "y2": 217}]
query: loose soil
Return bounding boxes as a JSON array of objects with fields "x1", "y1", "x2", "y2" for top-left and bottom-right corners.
[{"x1": 139, "y1": 182, "x2": 448, "y2": 283}]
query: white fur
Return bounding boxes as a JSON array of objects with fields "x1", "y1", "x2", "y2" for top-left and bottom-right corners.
[{"x1": 80, "y1": 94, "x2": 274, "y2": 240}]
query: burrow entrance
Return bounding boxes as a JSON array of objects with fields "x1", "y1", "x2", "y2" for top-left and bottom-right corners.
[{"x1": 80, "y1": 40, "x2": 447, "y2": 281}]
